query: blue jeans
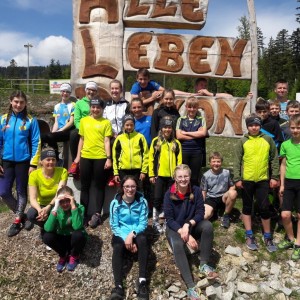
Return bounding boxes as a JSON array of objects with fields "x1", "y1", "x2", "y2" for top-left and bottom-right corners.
[{"x1": 0, "y1": 160, "x2": 30, "y2": 216}]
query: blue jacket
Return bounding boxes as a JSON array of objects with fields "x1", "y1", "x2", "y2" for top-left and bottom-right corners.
[
  {"x1": 0, "y1": 112, "x2": 41, "y2": 166},
  {"x1": 164, "y1": 185, "x2": 205, "y2": 232},
  {"x1": 109, "y1": 191, "x2": 148, "y2": 241}
]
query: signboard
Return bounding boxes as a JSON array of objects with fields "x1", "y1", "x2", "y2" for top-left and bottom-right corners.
[{"x1": 49, "y1": 80, "x2": 71, "y2": 94}]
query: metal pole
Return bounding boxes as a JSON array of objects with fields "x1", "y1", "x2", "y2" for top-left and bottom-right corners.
[{"x1": 24, "y1": 43, "x2": 33, "y2": 93}]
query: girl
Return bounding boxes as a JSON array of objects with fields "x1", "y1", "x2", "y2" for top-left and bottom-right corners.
[
  {"x1": 150, "y1": 89, "x2": 180, "y2": 139},
  {"x1": 0, "y1": 90, "x2": 41, "y2": 237},
  {"x1": 73, "y1": 98, "x2": 112, "y2": 228},
  {"x1": 112, "y1": 114, "x2": 149, "y2": 184},
  {"x1": 176, "y1": 97, "x2": 207, "y2": 186},
  {"x1": 109, "y1": 176, "x2": 149, "y2": 300},
  {"x1": 27, "y1": 147, "x2": 68, "y2": 230},
  {"x1": 43, "y1": 186, "x2": 87, "y2": 272},
  {"x1": 149, "y1": 116, "x2": 182, "y2": 233},
  {"x1": 164, "y1": 164, "x2": 218, "y2": 300}
]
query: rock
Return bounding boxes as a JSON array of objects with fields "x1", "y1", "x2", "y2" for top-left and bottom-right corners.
[
  {"x1": 237, "y1": 282, "x2": 258, "y2": 294},
  {"x1": 287, "y1": 260, "x2": 296, "y2": 268},
  {"x1": 259, "y1": 282, "x2": 276, "y2": 295},
  {"x1": 197, "y1": 278, "x2": 210, "y2": 289},
  {"x1": 167, "y1": 285, "x2": 180, "y2": 293},
  {"x1": 281, "y1": 287, "x2": 292, "y2": 296},
  {"x1": 270, "y1": 262, "x2": 281, "y2": 276},
  {"x1": 222, "y1": 291, "x2": 233, "y2": 300},
  {"x1": 274, "y1": 293, "x2": 287, "y2": 300},
  {"x1": 205, "y1": 286, "x2": 216, "y2": 298},
  {"x1": 174, "y1": 290, "x2": 187, "y2": 299},
  {"x1": 269, "y1": 280, "x2": 283, "y2": 291},
  {"x1": 226, "y1": 282, "x2": 235, "y2": 293},
  {"x1": 259, "y1": 266, "x2": 269, "y2": 277},
  {"x1": 173, "y1": 281, "x2": 182, "y2": 287},
  {"x1": 242, "y1": 252, "x2": 258, "y2": 263},
  {"x1": 225, "y1": 245, "x2": 242, "y2": 257},
  {"x1": 225, "y1": 268, "x2": 237, "y2": 284}
]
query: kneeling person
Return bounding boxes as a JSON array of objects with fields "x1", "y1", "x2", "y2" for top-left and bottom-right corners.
[{"x1": 201, "y1": 152, "x2": 237, "y2": 228}]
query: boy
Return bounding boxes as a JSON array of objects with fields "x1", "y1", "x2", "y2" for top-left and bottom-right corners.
[
  {"x1": 280, "y1": 100, "x2": 300, "y2": 141},
  {"x1": 255, "y1": 98, "x2": 283, "y2": 150},
  {"x1": 233, "y1": 114, "x2": 279, "y2": 252},
  {"x1": 273, "y1": 79, "x2": 290, "y2": 120},
  {"x1": 269, "y1": 99, "x2": 286, "y2": 125},
  {"x1": 278, "y1": 114, "x2": 300, "y2": 260},
  {"x1": 130, "y1": 68, "x2": 164, "y2": 115},
  {"x1": 201, "y1": 152, "x2": 237, "y2": 228}
]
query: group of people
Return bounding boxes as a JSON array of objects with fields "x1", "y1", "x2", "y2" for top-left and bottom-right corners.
[{"x1": 0, "y1": 72, "x2": 299, "y2": 300}]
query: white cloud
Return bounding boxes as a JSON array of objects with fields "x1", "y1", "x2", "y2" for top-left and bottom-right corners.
[{"x1": 0, "y1": 31, "x2": 72, "y2": 67}]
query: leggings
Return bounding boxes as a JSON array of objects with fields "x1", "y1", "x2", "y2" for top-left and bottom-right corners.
[
  {"x1": 182, "y1": 151, "x2": 203, "y2": 186},
  {"x1": 166, "y1": 220, "x2": 213, "y2": 289},
  {"x1": 0, "y1": 160, "x2": 30, "y2": 216},
  {"x1": 153, "y1": 176, "x2": 174, "y2": 210},
  {"x1": 111, "y1": 233, "x2": 148, "y2": 287},
  {"x1": 69, "y1": 128, "x2": 80, "y2": 161},
  {"x1": 242, "y1": 180, "x2": 270, "y2": 219},
  {"x1": 80, "y1": 157, "x2": 108, "y2": 219},
  {"x1": 26, "y1": 206, "x2": 47, "y2": 228},
  {"x1": 43, "y1": 230, "x2": 86, "y2": 257}
]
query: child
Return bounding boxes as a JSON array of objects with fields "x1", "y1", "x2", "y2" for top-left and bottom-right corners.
[
  {"x1": 112, "y1": 114, "x2": 149, "y2": 184},
  {"x1": 233, "y1": 114, "x2": 279, "y2": 252},
  {"x1": 280, "y1": 100, "x2": 300, "y2": 141},
  {"x1": 201, "y1": 152, "x2": 237, "y2": 228},
  {"x1": 269, "y1": 99, "x2": 286, "y2": 125},
  {"x1": 278, "y1": 114, "x2": 300, "y2": 259},
  {"x1": 151, "y1": 88, "x2": 180, "y2": 139},
  {"x1": 130, "y1": 68, "x2": 164, "y2": 115},
  {"x1": 149, "y1": 116, "x2": 182, "y2": 233},
  {"x1": 43, "y1": 186, "x2": 87, "y2": 272}
]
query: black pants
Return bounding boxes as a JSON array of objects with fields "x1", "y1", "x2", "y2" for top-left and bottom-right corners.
[
  {"x1": 43, "y1": 230, "x2": 86, "y2": 257},
  {"x1": 26, "y1": 206, "x2": 47, "y2": 228},
  {"x1": 153, "y1": 176, "x2": 173, "y2": 210},
  {"x1": 111, "y1": 233, "x2": 148, "y2": 287},
  {"x1": 182, "y1": 151, "x2": 203, "y2": 186},
  {"x1": 69, "y1": 128, "x2": 80, "y2": 161}
]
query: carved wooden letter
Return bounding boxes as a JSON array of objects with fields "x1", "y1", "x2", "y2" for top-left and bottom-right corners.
[
  {"x1": 151, "y1": 0, "x2": 177, "y2": 18},
  {"x1": 198, "y1": 99, "x2": 214, "y2": 129},
  {"x1": 182, "y1": 0, "x2": 204, "y2": 22},
  {"x1": 215, "y1": 38, "x2": 248, "y2": 77},
  {"x1": 189, "y1": 37, "x2": 214, "y2": 74},
  {"x1": 79, "y1": 0, "x2": 118, "y2": 24},
  {"x1": 127, "y1": 33, "x2": 152, "y2": 69},
  {"x1": 215, "y1": 99, "x2": 247, "y2": 135},
  {"x1": 154, "y1": 35, "x2": 184, "y2": 72},
  {"x1": 127, "y1": 0, "x2": 150, "y2": 17}
]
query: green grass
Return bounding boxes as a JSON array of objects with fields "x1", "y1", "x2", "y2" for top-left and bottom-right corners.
[
  {"x1": 0, "y1": 200, "x2": 9, "y2": 213},
  {"x1": 234, "y1": 228, "x2": 245, "y2": 244}
]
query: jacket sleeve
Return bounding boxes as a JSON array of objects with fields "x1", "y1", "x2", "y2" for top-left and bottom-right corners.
[
  {"x1": 71, "y1": 204, "x2": 85, "y2": 230},
  {"x1": 74, "y1": 102, "x2": 81, "y2": 129},
  {"x1": 150, "y1": 109, "x2": 159, "y2": 140},
  {"x1": 109, "y1": 200, "x2": 126, "y2": 240},
  {"x1": 176, "y1": 140, "x2": 182, "y2": 165},
  {"x1": 148, "y1": 138, "x2": 156, "y2": 177},
  {"x1": 141, "y1": 136, "x2": 149, "y2": 174},
  {"x1": 164, "y1": 190, "x2": 182, "y2": 232},
  {"x1": 267, "y1": 136, "x2": 280, "y2": 180},
  {"x1": 112, "y1": 137, "x2": 121, "y2": 176},
  {"x1": 44, "y1": 212, "x2": 58, "y2": 232},
  {"x1": 233, "y1": 138, "x2": 244, "y2": 182},
  {"x1": 192, "y1": 187, "x2": 205, "y2": 224},
  {"x1": 0, "y1": 116, "x2": 4, "y2": 155},
  {"x1": 29, "y1": 118, "x2": 41, "y2": 167},
  {"x1": 135, "y1": 198, "x2": 149, "y2": 234}
]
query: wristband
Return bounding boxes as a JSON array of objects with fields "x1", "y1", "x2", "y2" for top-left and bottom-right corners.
[
  {"x1": 106, "y1": 156, "x2": 112, "y2": 159},
  {"x1": 132, "y1": 231, "x2": 137, "y2": 238}
]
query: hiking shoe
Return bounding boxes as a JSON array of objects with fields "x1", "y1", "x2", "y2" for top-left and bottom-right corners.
[
  {"x1": 24, "y1": 219, "x2": 34, "y2": 231},
  {"x1": 245, "y1": 235, "x2": 258, "y2": 251},
  {"x1": 291, "y1": 246, "x2": 300, "y2": 261},
  {"x1": 220, "y1": 215, "x2": 230, "y2": 228},
  {"x1": 110, "y1": 286, "x2": 124, "y2": 300},
  {"x1": 7, "y1": 222, "x2": 21, "y2": 237},
  {"x1": 264, "y1": 237, "x2": 277, "y2": 253},
  {"x1": 88, "y1": 213, "x2": 102, "y2": 229},
  {"x1": 56, "y1": 256, "x2": 68, "y2": 273},
  {"x1": 67, "y1": 255, "x2": 79, "y2": 271},
  {"x1": 187, "y1": 287, "x2": 201, "y2": 300},
  {"x1": 68, "y1": 162, "x2": 78, "y2": 175},
  {"x1": 199, "y1": 264, "x2": 219, "y2": 280},
  {"x1": 152, "y1": 221, "x2": 163, "y2": 234},
  {"x1": 137, "y1": 280, "x2": 149, "y2": 300},
  {"x1": 278, "y1": 238, "x2": 294, "y2": 250}
]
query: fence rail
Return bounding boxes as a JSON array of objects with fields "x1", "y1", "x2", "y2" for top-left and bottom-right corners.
[{"x1": 1, "y1": 79, "x2": 49, "y2": 93}]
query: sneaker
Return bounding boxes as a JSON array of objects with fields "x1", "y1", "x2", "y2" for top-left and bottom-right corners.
[
  {"x1": 56, "y1": 256, "x2": 68, "y2": 273},
  {"x1": 199, "y1": 264, "x2": 219, "y2": 280},
  {"x1": 88, "y1": 213, "x2": 102, "y2": 229},
  {"x1": 110, "y1": 286, "x2": 124, "y2": 300},
  {"x1": 187, "y1": 287, "x2": 201, "y2": 300},
  {"x1": 24, "y1": 219, "x2": 34, "y2": 231},
  {"x1": 46, "y1": 245, "x2": 52, "y2": 251},
  {"x1": 67, "y1": 255, "x2": 79, "y2": 271},
  {"x1": 245, "y1": 235, "x2": 258, "y2": 251},
  {"x1": 152, "y1": 221, "x2": 163, "y2": 234},
  {"x1": 68, "y1": 162, "x2": 78, "y2": 175},
  {"x1": 107, "y1": 175, "x2": 116, "y2": 187},
  {"x1": 278, "y1": 238, "x2": 294, "y2": 250},
  {"x1": 221, "y1": 214, "x2": 230, "y2": 228},
  {"x1": 137, "y1": 280, "x2": 149, "y2": 300},
  {"x1": 264, "y1": 237, "x2": 277, "y2": 253},
  {"x1": 158, "y1": 210, "x2": 165, "y2": 219},
  {"x1": 292, "y1": 246, "x2": 300, "y2": 261},
  {"x1": 7, "y1": 222, "x2": 21, "y2": 237}
]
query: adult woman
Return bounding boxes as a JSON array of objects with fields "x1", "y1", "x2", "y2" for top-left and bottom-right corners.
[
  {"x1": 43, "y1": 186, "x2": 87, "y2": 272},
  {"x1": 0, "y1": 90, "x2": 40, "y2": 237},
  {"x1": 27, "y1": 147, "x2": 68, "y2": 231},
  {"x1": 176, "y1": 97, "x2": 207, "y2": 186},
  {"x1": 164, "y1": 164, "x2": 218, "y2": 300},
  {"x1": 73, "y1": 98, "x2": 112, "y2": 228},
  {"x1": 109, "y1": 175, "x2": 149, "y2": 300}
]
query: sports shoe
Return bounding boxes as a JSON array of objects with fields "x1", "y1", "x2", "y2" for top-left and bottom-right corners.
[
  {"x1": 7, "y1": 222, "x2": 21, "y2": 237},
  {"x1": 221, "y1": 214, "x2": 230, "y2": 228},
  {"x1": 110, "y1": 286, "x2": 124, "y2": 300},
  {"x1": 187, "y1": 287, "x2": 201, "y2": 300},
  {"x1": 264, "y1": 237, "x2": 277, "y2": 253},
  {"x1": 152, "y1": 221, "x2": 163, "y2": 234},
  {"x1": 278, "y1": 238, "x2": 294, "y2": 250},
  {"x1": 68, "y1": 162, "x2": 79, "y2": 176},
  {"x1": 137, "y1": 280, "x2": 149, "y2": 300},
  {"x1": 88, "y1": 213, "x2": 102, "y2": 229},
  {"x1": 107, "y1": 175, "x2": 116, "y2": 187},
  {"x1": 245, "y1": 235, "x2": 258, "y2": 251},
  {"x1": 24, "y1": 219, "x2": 34, "y2": 231},
  {"x1": 56, "y1": 256, "x2": 68, "y2": 273},
  {"x1": 199, "y1": 264, "x2": 219, "y2": 280},
  {"x1": 291, "y1": 246, "x2": 300, "y2": 261},
  {"x1": 67, "y1": 255, "x2": 79, "y2": 271}
]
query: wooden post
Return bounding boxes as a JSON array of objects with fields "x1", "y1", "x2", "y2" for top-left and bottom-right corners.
[{"x1": 247, "y1": 0, "x2": 258, "y2": 113}]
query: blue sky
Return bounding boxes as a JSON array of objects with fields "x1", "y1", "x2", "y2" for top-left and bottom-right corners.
[{"x1": 0, "y1": 0, "x2": 298, "y2": 67}]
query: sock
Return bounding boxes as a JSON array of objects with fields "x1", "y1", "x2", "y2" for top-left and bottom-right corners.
[
  {"x1": 139, "y1": 278, "x2": 146, "y2": 283},
  {"x1": 245, "y1": 230, "x2": 253, "y2": 236},
  {"x1": 14, "y1": 218, "x2": 21, "y2": 224},
  {"x1": 263, "y1": 232, "x2": 272, "y2": 239}
]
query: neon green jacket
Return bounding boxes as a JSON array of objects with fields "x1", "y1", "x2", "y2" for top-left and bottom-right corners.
[{"x1": 74, "y1": 97, "x2": 90, "y2": 129}]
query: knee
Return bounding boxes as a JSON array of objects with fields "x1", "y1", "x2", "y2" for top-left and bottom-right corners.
[
  {"x1": 26, "y1": 207, "x2": 38, "y2": 221},
  {"x1": 227, "y1": 190, "x2": 237, "y2": 201},
  {"x1": 0, "y1": 187, "x2": 11, "y2": 198},
  {"x1": 242, "y1": 205, "x2": 252, "y2": 216},
  {"x1": 71, "y1": 230, "x2": 85, "y2": 240},
  {"x1": 281, "y1": 211, "x2": 292, "y2": 221},
  {"x1": 200, "y1": 220, "x2": 213, "y2": 233},
  {"x1": 42, "y1": 231, "x2": 56, "y2": 244}
]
